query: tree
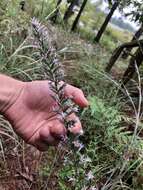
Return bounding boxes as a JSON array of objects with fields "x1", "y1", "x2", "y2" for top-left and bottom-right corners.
[
  {"x1": 105, "y1": 39, "x2": 143, "y2": 85},
  {"x1": 94, "y1": 0, "x2": 119, "y2": 43},
  {"x1": 121, "y1": 0, "x2": 143, "y2": 58},
  {"x1": 63, "y1": 0, "x2": 80, "y2": 23},
  {"x1": 71, "y1": 0, "x2": 88, "y2": 31},
  {"x1": 122, "y1": 24, "x2": 143, "y2": 59},
  {"x1": 122, "y1": 47, "x2": 143, "y2": 85},
  {"x1": 50, "y1": 0, "x2": 63, "y2": 23},
  {"x1": 93, "y1": 0, "x2": 135, "y2": 43},
  {"x1": 105, "y1": 39, "x2": 143, "y2": 72},
  {"x1": 105, "y1": 0, "x2": 143, "y2": 85},
  {"x1": 20, "y1": 1, "x2": 25, "y2": 11}
]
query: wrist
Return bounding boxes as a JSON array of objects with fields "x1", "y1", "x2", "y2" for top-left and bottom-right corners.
[{"x1": 0, "y1": 75, "x2": 25, "y2": 114}]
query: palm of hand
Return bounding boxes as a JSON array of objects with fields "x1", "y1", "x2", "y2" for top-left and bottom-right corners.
[{"x1": 5, "y1": 81, "x2": 88, "y2": 151}]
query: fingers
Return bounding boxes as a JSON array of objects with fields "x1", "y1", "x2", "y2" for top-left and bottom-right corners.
[
  {"x1": 29, "y1": 126, "x2": 56, "y2": 151},
  {"x1": 67, "y1": 113, "x2": 83, "y2": 135},
  {"x1": 30, "y1": 114, "x2": 83, "y2": 151},
  {"x1": 64, "y1": 84, "x2": 89, "y2": 108},
  {"x1": 49, "y1": 121, "x2": 67, "y2": 139},
  {"x1": 48, "y1": 114, "x2": 83, "y2": 136},
  {"x1": 39, "y1": 126, "x2": 59, "y2": 146},
  {"x1": 32, "y1": 121, "x2": 66, "y2": 151}
]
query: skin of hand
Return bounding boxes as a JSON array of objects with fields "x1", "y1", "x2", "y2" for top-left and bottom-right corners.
[{"x1": 1, "y1": 78, "x2": 88, "y2": 151}]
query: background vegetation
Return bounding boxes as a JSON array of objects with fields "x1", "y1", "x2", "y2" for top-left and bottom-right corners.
[{"x1": 0, "y1": 0, "x2": 143, "y2": 189}]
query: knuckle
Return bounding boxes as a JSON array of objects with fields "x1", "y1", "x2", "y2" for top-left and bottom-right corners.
[{"x1": 78, "y1": 89, "x2": 83, "y2": 95}]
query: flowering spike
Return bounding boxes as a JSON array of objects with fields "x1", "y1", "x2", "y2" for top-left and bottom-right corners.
[{"x1": 31, "y1": 18, "x2": 78, "y2": 135}]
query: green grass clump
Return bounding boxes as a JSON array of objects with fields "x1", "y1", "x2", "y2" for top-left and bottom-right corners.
[
  {"x1": 58, "y1": 93, "x2": 143, "y2": 189},
  {"x1": 106, "y1": 25, "x2": 132, "y2": 43},
  {"x1": 101, "y1": 34, "x2": 117, "y2": 51},
  {"x1": 58, "y1": 55, "x2": 143, "y2": 190}
]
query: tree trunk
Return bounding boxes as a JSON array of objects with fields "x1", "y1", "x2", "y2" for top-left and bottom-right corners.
[
  {"x1": 122, "y1": 24, "x2": 143, "y2": 59},
  {"x1": 105, "y1": 39, "x2": 143, "y2": 72},
  {"x1": 20, "y1": 1, "x2": 25, "y2": 11},
  {"x1": 71, "y1": 0, "x2": 88, "y2": 31},
  {"x1": 50, "y1": 0, "x2": 62, "y2": 23},
  {"x1": 94, "y1": 1, "x2": 119, "y2": 43},
  {"x1": 63, "y1": 0, "x2": 78, "y2": 23},
  {"x1": 122, "y1": 47, "x2": 143, "y2": 85}
]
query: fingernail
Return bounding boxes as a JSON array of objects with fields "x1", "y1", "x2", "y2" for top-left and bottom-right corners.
[{"x1": 79, "y1": 129, "x2": 84, "y2": 135}]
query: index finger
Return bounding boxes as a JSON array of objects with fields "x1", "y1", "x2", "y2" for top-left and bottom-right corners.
[{"x1": 64, "y1": 84, "x2": 89, "y2": 108}]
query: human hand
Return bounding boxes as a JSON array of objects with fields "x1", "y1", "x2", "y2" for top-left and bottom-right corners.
[{"x1": 3, "y1": 79, "x2": 88, "y2": 151}]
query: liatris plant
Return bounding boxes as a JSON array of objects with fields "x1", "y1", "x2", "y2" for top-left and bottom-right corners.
[{"x1": 31, "y1": 18, "x2": 82, "y2": 145}]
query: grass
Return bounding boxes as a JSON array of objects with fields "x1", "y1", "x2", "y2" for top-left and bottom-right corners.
[
  {"x1": 60, "y1": 53, "x2": 143, "y2": 190},
  {"x1": 0, "y1": 0, "x2": 143, "y2": 189}
]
